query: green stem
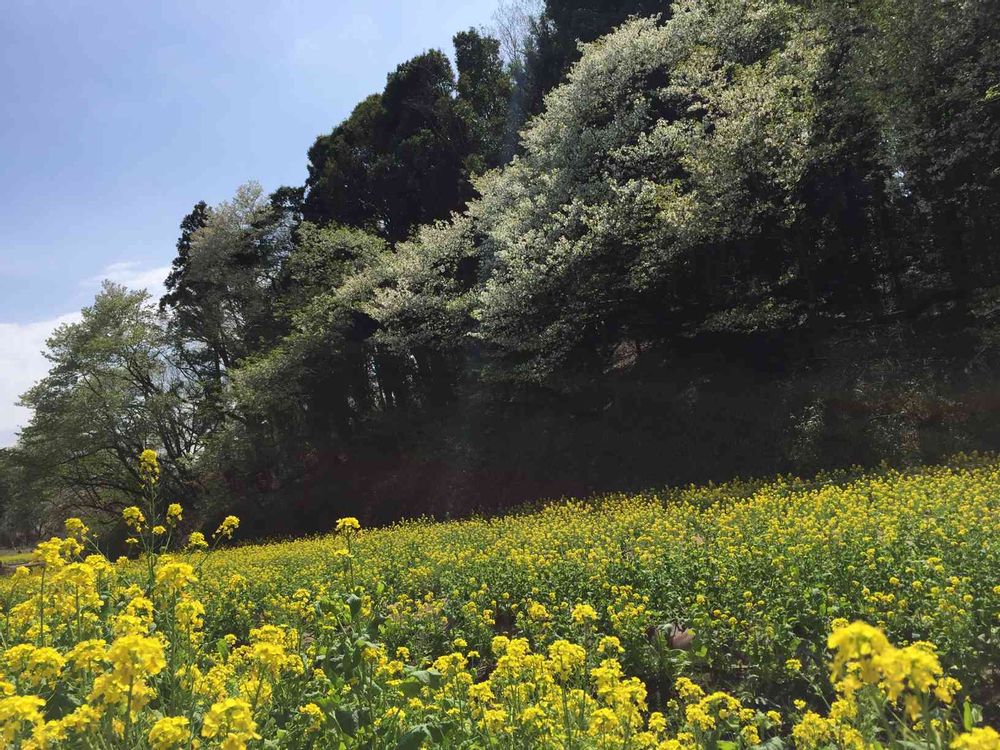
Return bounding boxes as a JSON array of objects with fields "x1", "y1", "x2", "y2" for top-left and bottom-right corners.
[
  {"x1": 123, "y1": 674, "x2": 135, "y2": 744},
  {"x1": 37, "y1": 567, "x2": 46, "y2": 647}
]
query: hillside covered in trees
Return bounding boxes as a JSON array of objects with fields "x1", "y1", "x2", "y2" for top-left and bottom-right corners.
[{"x1": 2, "y1": 0, "x2": 999, "y2": 541}]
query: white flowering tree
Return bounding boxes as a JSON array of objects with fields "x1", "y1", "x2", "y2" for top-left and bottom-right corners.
[{"x1": 470, "y1": 3, "x2": 871, "y2": 384}]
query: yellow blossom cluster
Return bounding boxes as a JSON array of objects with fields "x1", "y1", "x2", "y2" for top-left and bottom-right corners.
[{"x1": 0, "y1": 453, "x2": 997, "y2": 748}]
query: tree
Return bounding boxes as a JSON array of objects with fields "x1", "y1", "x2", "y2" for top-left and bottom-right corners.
[
  {"x1": 160, "y1": 182, "x2": 294, "y2": 380},
  {"x1": 304, "y1": 53, "x2": 466, "y2": 240},
  {"x1": 368, "y1": 214, "x2": 482, "y2": 407},
  {"x1": 304, "y1": 36, "x2": 512, "y2": 241},
  {"x1": 15, "y1": 284, "x2": 203, "y2": 522},
  {"x1": 11, "y1": 0, "x2": 1000, "y2": 535},
  {"x1": 233, "y1": 222, "x2": 396, "y2": 433},
  {"x1": 470, "y1": 4, "x2": 889, "y2": 384},
  {"x1": 199, "y1": 223, "x2": 396, "y2": 518},
  {"x1": 491, "y1": 0, "x2": 544, "y2": 66},
  {"x1": 846, "y1": 0, "x2": 1000, "y2": 299},
  {"x1": 0, "y1": 448, "x2": 46, "y2": 543},
  {"x1": 161, "y1": 200, "x2": 210, "y2": 315},
  {"x1": 511, "y1": 0, "x2": 671, "y2": 129},
  {"x1": 454, "y1": 29, "x2": 514, "y2": 172}
]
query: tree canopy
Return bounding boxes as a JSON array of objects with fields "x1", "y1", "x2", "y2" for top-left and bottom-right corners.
[
  {"x1": 303, "y1": 31, "x2": 512, "y2": 241},
  {"x1": 6, "y1": 0, "x2": 1000, "y2": 538}
]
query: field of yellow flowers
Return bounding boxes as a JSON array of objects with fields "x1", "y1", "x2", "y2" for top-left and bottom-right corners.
[{"x1": 1, "y1": 451, "x2": 999, "y2": 749}]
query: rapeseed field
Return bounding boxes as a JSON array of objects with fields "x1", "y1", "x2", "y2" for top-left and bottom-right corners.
[{"x1": 1, "y1": 451, "x2": 998, "y2": 748}]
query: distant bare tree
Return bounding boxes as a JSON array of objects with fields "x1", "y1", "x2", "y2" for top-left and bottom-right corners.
[{"x1": 490, "y1": 0, "x2": 543, "y2": 65}]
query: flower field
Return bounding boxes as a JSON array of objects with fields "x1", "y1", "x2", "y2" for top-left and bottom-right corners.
[{"x1": 1, "y1": 454, "x2": 999, "y2": 748}]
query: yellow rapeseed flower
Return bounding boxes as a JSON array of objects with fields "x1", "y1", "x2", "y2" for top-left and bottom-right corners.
[
  {"x1": 951, "y1": 727, "x2": 1000, "y2": 750},
  {"x1": 571, "y1": 603, "x2": 598, "y2": 626},
  {"x1": 298, "y1": 703, "x2": 324, "y2": 733},
  {"x1": 155, "y1": 560, "x2": 197, "y2": 594},
  {"x1": 138, "y1": 449, "x2": 160, "y2": 487},
  {"x1": 166, "y1": 503, "x2": 183, "y2": 524},
  {"x1": 106, "y1": 633, "x2": 166, "y2": 682},
  {"x1": 214, "y1": 515, "x2": 241, "y2": 539},
  {"x1": 122, "y1": 506, "x2": 146, "y2": 531},
  {"x1": 148, "y1": 716, "x2": 190, "y2": 750},
  {"x1": 0, "y1": 695, "x2": 45, "y2": 744},
  {"x1": 335, "y1": 517, "x2": 361, "y2": 533},
  {"x1": 202, "y1": 698, "x2": 260, "y2": 749}
]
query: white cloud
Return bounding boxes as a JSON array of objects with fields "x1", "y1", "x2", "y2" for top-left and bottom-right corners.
[
  {"x1": 84, "y1": 261, "x2": 171, "y2": 299},
  {"x1": 0, "y1": 312, "x2": 81, "y2": 447},
  {"x1": 1, "y1": 262, "x2": 169, "y2": 447}
]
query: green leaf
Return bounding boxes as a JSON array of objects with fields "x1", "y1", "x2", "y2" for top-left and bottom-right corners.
[
  {"x1": 394, "y1": 726, "x2": 430, "y2": 750},
  {"x1": 426, "y1": 725, "x2": 446, "y2": 742},
  {"x1": 335, "y1": 708, "x2": 359, "y2": 736},
  {"x1": 408, "y1": 669, "x2": 442, "y2": 689},
  {"x1": 399, "y1": 678, "x2": 424, "y2": 698},
  {"x1": 755, "y1": 738, "x2": 786, "y2": 750}
]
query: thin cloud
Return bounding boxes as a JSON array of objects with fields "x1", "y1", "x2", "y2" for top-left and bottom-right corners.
[
  {"x1": 0, "y1": 312, "x2": 81, "y2": 446},
  {"x1": 84, "y1": 261, "x2": 171, "y2": 297}
]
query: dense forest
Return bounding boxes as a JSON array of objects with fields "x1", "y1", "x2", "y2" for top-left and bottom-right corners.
[{"x1": 2, "y1": 0, "x2": 999, "y2": 542}]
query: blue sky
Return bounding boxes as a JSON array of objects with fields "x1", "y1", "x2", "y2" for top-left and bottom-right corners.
[{"x1": 0, "y1": 0, "x2": 500, "y2": 444}]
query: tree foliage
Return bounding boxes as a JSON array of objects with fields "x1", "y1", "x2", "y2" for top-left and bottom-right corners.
[
  {"x1": 304, "y1": 33, "x2": 512, "y2": 241},
  {"x1": 7, "y1": 0, "x2": 1000, "y2": 535},
  {"x1": 8, "y1": 285, "x2": 203, "y2": 533}
]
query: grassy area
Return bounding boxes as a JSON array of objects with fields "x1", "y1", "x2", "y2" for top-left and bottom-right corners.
[{"x1": 0, "y1": 550, "x2": 33, "y2": 566}]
